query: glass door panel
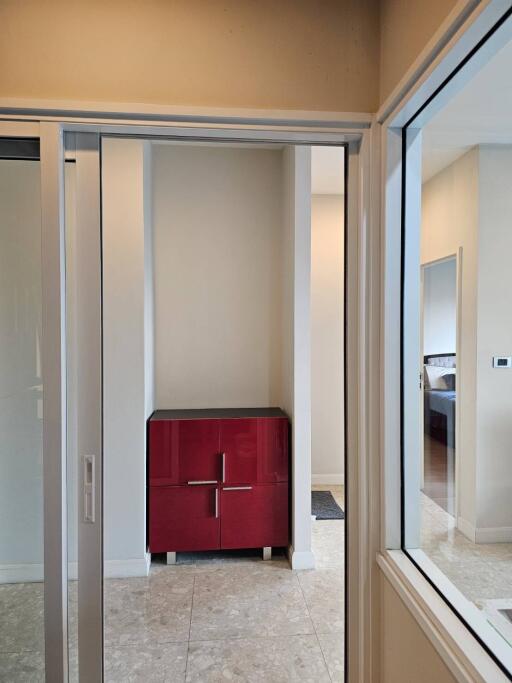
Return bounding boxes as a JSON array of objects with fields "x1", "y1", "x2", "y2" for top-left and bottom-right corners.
[
  {"x1": 0, "y1": 142, "x2": 45, "y2": 679},
  {"x1": 65, "y1": 157, "x2": 79, "y2": 682}
]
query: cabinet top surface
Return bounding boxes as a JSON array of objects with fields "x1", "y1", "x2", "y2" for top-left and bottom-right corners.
[{"x1": 150, "y1": 408, "x2": 288, "y2": 421}]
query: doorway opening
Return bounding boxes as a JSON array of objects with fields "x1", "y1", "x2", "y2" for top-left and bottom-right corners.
[
  {"x1": 63, "y1": 136, "x2": 347, "y2": 681},
  {"x1": 421, "y1": 256, "x2": 457, "y2": 517}
]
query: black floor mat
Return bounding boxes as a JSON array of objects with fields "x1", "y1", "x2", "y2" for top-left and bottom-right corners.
[{"x1": 312, "y1": 490, "x2": 345, "y2": 520}]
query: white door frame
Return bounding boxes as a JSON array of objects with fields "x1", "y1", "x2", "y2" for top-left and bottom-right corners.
[{"x1": 0, "y1": 110, "x2": 375, "y2": 682}]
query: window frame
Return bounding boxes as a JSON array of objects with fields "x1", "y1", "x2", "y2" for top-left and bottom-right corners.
[{"x1": 380, "y1": 1, "x2": 512, "y2": 680}]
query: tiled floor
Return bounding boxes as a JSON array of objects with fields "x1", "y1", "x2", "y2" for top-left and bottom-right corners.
[
  {"x1": 0, "y1": 486, "x2": 345, "y2": 682},
  {"x1": 420, "y1": 492, "x2": 512, "y2": 642}
]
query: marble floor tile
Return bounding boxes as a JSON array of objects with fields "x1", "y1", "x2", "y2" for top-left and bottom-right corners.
[
  {"x1": 1, "y1": 487, "x2": 347, "y2": 681},
  {"x1": 104, "y1": 642, "x2": 187, "y2": 683},
  {"x1": 317, "y1": 633, "x2": 344, "y2": 682},
  {"x1": 190, "y1": 572, "x2": 314, "y2": 642},
  {"x1": 312, "y1": 520, "x2": 345, "y2": 569},
  {"x1": 420, "y1": 494, "x2": 512, "y2": 607},
  {"x1": 104, "y1": 572, "x2": 194, "y2": 646},
  {"x1": 297, "y1": 568, "x2": 345, "y2": 635},
  {"x1": 0, "y1": 651, "x2": 44, "y2": 683},
  {"x1": 192, "y1": 562, "x2": 301, "y2": 599},
  {"x1": 185, "y1": 635, "x2": 331, "y2": 682},
  {"x1": 0, "y1": 583, "x2": 44, "y2": 652}
]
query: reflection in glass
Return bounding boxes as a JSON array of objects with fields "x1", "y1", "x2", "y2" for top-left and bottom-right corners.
[{"x1": 404, "y1": 32, "x2": 512, "y2": 666}]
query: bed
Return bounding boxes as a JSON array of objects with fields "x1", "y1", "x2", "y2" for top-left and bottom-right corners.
[{"x1": 423, "y1": 353, "x2": 456, "y2": 449}]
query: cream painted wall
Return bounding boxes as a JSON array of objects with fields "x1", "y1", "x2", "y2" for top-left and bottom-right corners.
[
  {"x1": 281, "y1": 146, "x2": 314, "y2": 569},
  {"x1": 311, "y1": 195, "x2": 344, "y2": 483},
  {"x1": 381, "y1": 576, "x2": 457, "y2": 682},
  {"x1": 0, "y1": 0, "x2": 379, "y2": 113},
  {"x1": 379, "y1": 0, "x2": 458, "y2": 104},
  {"x1": 421, "y1": 148, "x2": 479, "y2": 531},
  {"x1": 475, "y1": 145, "x2": 512, "y2": 536},
  {"x1": 1, "y1": 1, "x2": 472, "y2": 112},
  {"x1": 102, "y1": 138, "x2": 153, "y2": 573},
  {"x1": 152, "y1": 143, "x2": 283, "y2": 409}
]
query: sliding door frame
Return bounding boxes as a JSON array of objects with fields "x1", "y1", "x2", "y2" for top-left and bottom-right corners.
[
  {"x1": 1, "y1": 111, "x2": 377, "y2": 682},
  {"x1": 0, "y1": 121, "x2": 68, "y2": 681}
]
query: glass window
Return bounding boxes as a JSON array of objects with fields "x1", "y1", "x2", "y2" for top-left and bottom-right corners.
[{"x1": 402, "y1": 11, "x2": 512, "y2": 677}]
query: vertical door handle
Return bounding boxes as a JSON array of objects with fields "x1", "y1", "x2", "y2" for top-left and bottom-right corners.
[
  {"x1": 83, "y1": 454, "x2": 95, "y2": 523},
  {"x1": 221, "y1": 452, "x2": 226, "y2": 483},
  {"x1": 214, "y1": 488, "x2": 219, "y2": 518}
]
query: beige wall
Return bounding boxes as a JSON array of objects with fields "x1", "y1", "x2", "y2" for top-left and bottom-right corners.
[
  {"x1": 311, "y1": 195, "x2": 344, "y2": 482},
  {"x1": 381, "y1": 576, "x2": 457, "y2": 682},
  {"x1": 475, "y1": 145, "x2": 512, "y2": 536},
  {"x1": 1, "y1": 0, "x2": 470, "y2": 112},
  {"x1": 0, "y1": 0, "x2": 379, "y2": 113},
  {"x1": 379, "y1": 0, "x2": 459, "y2": 104},
  {"x1": 152, "y1": 143, "x2": 284, "y2": 409}
]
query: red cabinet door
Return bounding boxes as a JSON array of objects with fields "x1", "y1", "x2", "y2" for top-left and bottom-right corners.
[
  {"x1": 149, "y1": 485, "x2": 220, "y2": 553},
  {"x1": 220, "y1": 483, "x2": 288, "y2": 549},
  {"x1": 149, "y1": 419, "x2": 221, "y2": 486},
  {"x1": 220, "y1": 417, "x2": 288, "y2": 484},
  {"x1": 256, "y1": 417, "x2": 289, "y2": 483}
]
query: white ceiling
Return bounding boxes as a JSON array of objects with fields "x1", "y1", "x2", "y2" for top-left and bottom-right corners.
[
  {"x1": 311, "y1": 146, "x2": 344, "y2": 194},
  {"x1": 423, "y1": 37, "x2": 512, "y2": 182}
]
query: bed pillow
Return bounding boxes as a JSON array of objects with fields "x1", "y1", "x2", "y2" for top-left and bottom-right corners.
[
  {"x1": 443, "y1": 372, "x2": 456, "y2": 390},
  {"x1": 424, "y1": 365, "x2": 456, "y2": 390}
]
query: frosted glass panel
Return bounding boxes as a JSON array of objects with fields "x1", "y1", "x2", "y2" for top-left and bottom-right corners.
[{"x1": 0, "y1": 157, "x2": 45, "y2": 678}]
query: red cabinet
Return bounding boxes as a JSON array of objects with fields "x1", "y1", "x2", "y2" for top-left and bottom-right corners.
[
  {"x1": 220, "y1": 418, "x2": 288, "y2": 484},
  {"x1": 220, "y1": 483, "x2": 289, "y2": 549},
  {"x1": 148, "y1": 408, "x2": 289, "y2": 555},
  {"x1": 150, "y1": 484, "x2": 219, "y2": 552},
  {"x1": 149, "y1": 418, "x2": 221, "y2": 486}
]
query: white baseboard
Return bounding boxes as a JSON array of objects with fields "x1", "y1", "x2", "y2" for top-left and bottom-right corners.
[
  {"x1": 287, "y1": 545, "x2": 316, "y2": 570},
  {"x1": 0, "y1": 563, "x2": 44, "y2": 584},
  {"x1": 0, "y1": 554, "x2": 151, "y2": 584},
  {"x1": 457, "y1": 517, "x2": 512, "y2": 543},
  {"x1": 311, "y1": 474, "x2": 344, "y2": 485},
  {"x1": 475, "y1": 526, "x2": 512, "y2": 543},
  {"x1": 104, "y1": 555, "x2": 151, "y2": 578}
]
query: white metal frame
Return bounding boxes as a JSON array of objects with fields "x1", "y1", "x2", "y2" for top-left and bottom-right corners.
[
  {"x1": 40, "y1": 122, "x2": 69, "y2": 683},
  {"x1": 0, "y1": 110, "x2": 375, "y2": 682},
  {"x1": 379, "y1": 0, "x2": 512, "y2": 680}
]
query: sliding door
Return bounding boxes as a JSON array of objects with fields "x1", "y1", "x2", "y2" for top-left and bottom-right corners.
[
  {"x1": 0, "y1": 123, "x2": 68, "y2": 680},
  {"x1": 64, "y1": 132, "x2": 103, "y2": 681}
]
